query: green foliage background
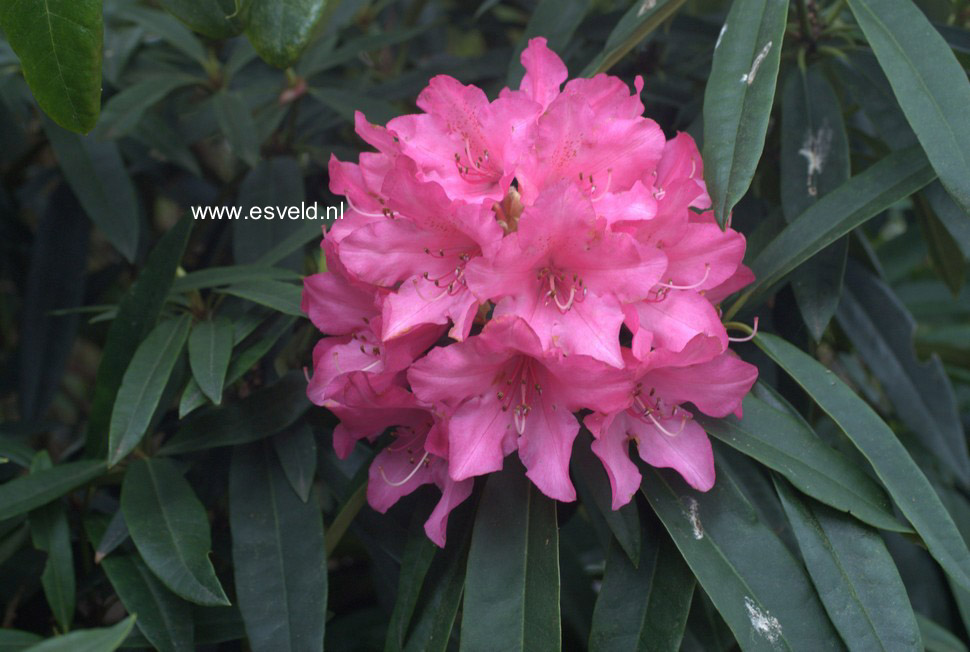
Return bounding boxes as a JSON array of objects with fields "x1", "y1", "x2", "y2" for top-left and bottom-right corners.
[{"x1": 1, "y1": 0, "x2": 970, "y2": 649}]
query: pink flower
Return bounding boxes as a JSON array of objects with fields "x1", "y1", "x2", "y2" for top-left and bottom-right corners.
[
  {"x1": 408, "y1": 316, "x2": 630, "y2": 501},
  {"x1": 303, "y1": 37, "x2": 759, "y2": 545}
]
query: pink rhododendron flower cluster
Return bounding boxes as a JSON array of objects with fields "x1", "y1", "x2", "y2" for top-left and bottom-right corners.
[{"x1": 303, "y1": 38, "x2": 758, "y2": 546}]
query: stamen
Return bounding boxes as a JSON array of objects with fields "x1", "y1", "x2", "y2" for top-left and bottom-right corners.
[
  {"x1": 655, "y1": 264, "x2": 711, "y2": 290},
  {"x1": 411, "y1": 278, "x2": 449, "y2": 302},
  {"x1": 648, "y1": 412, "x2": 687, "y2": 437},
  {"x1": 344, "y1": 194, "x2": 388, "y2": 219},
  {"x1": 553, "y1": 286, "x2": 577, "y2": 312},
  {"x1": 379, "y1": 451, "x2": 431, "y2": 486},
  {"x1": 591, "y1": 169, "x2": 613, "y2": 202},
  {"x1": 727, "y1": 316, "x2": 759, "y2": 342}
]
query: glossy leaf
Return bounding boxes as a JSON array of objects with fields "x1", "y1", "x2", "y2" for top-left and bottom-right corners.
[
  {"x1": 775, "y1": 479, "x2": 921, "y2": 651},
  {"x1": 43, "y1": 120, "x2": 140, "y2": 262},
  {"x1": 272, "y1": 424, "x2": 317, "y2": 502},
  {"x1": 589, "y1": 525, "x2": 694, "y2": 651},
  {"x1": 460, "y1": 461, "x2": 560, "y2": 652},
  {"x1": 0, "y1": 0, "x2": 102, "y2": 132},
  {"x1": 121, "y1": 6, "x2": 208, "y2": 67},
  {"x1": 754, "y1": 332, "x2": 970, "y2": 592},
  {"x1": 85, "y1": 217, "x2": 193, "y2": 457},
  {"x1": 230, "y1": 443, "x2": 327, "y2": 652},
  {"x1": 571, "y1": 434, "x2": 641, "y2": 565},
  {"x1": 164, "y1": 372, "x2": 308, "y2": 454},
  {"x1": 924, "y1": 181, "x2": 970, "y2": 260},
  {"x1": 121, "y1": 458, "x2": 230, "y2": 606},
  {"x1": 96, "y1": 74, "x2": 201, "y2": 140},
  {"x1": 95, "y1": 510, "x2": 129, "y2": 564},
  {"x1": 28, "y1": 453, "x2": 75, "y2": 632},
  {"x1": 386, "y1": 510, "x2": 438, "y2": 652},
  {"x1": 779, "y1": 65, "x2": 850, "y2": 340},
  {"x1": 188, "y1": 317, "x2": 233, "y2": 405},
  {"x1": 172, "y1": 265, "x2": 302, "y2": 293},
  {"x1": 701, "y1": 0, "x2": 788, "y2": 226},
  {"x1": 23, "y1": 616, "x2": 136, "y2": 652},
  {"x1": 232, "y1": 157, "x2": 306, "y2": 266},
  {"x1": 0, "y1": 630, "x2": 41, "y2": 650},
  {"x1": 159, "y1": 0, "x2": 245, "y2": 38},
  {"x1": 212, "y1": 91, "x2": 260, "y2": 167},
  {"x1": 848, "y1": 0, "x2": 970, "y2": 214},
  {"x1": 582, "y1": 0, "x2": 689, "y2": 76},
  {"x1": 0, "y1": 460, "x2": 106, "y2": 521},
  {"x1": 245, "y1": 0, "x2": 329, "y2": 68},
  {"x1": 102, "y1": 553, "x2": 194, "y2": 652},
  {"x1": 837, "y1": 263, "x2": 970, "y2": 486},
  {"x1": 727, "y1": 146, "x2": 935, "y2": 318},
  {"x1": 917, "y1": 187, "x2": 967, "y2": 294},
  {"x1": 402, "y1": 519, "x2": 472, "y2": 652},
  {"x1": 642, "y1": 467, "x2": 842, "y2": 651},
  {"x1": 698, "y1": 395, "x2": 906, "y2": 532},
  {"x1": 108, "y1": 316, "x2": 191, "y2": 466},
  {"x1": 220, "y1": 280, "x2": 304, "y2": 316}
]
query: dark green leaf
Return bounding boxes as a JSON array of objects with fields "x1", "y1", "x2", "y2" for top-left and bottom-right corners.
[
  {"x1": 402, "y1": 519, "x2": 472, "y2": 652},
  {"x1": 102, "y1": 553, "x2": 194, "y2": 652},
  {"x1": 212, "y1": 91, "x2": 260, "y2": 167},
  {"x1": 0, "y1": 0, "x2": 102, "y2": 132},
  {"x1": 159, "y1": 0, "x2": 245, "y2": 38},
  {"x1": 121, "y1": 458, "x2": 229, "y2": 606},
  {"x1": 43, "y1": 120, "x2": 140, "y2": 262},
  {"x1": 95, "y1": 510, "x2": 129, "y2": 564},
  {"x1": 917, "y1": 190, "x2": 966, "y2": 294},
  {"x1": 0, "y1": 460, "x2": 106, "y2": 521},
  {"x1": 172, "y1": 265, "x2": 301, "y2": 293},
  {"x1": 642, "y1": 467, "x2": 842, "y2": 651},
  {"x1": 589, "y1": 525, "x2": 694, "y2": 651},
  {"x1": 25, "y1": 618, "x2": 135, "y2": 652},
  {"x1": 232, "y1": 157, "x2": 306, "y2": 265},
  {"x1": 571, "y1": 434, "x2": 641, "y2": 565},
  {"x1": 506, "y1": 0, "x2": 591, "y2": 86},
  {"x1": 108, "y1": 316, "x2": 191, "y2": 466},
  {"x1": 582, "y1": 0, "x2": 689, "y2": 76},
  {"x1": 916, "y1": 614, "x2": 967, "y2": 652},
  {"x1": 230, "y1": 443, "x2": 327, "y2": 652},
  {"x1": 924, "y1": 181, "x2": 970, "y2": 260},
  {"x1": 727, "y1": 146, "x2": 934, "y2": 319},
  {"x1": 188, "y1": 317, "x2": 233, "y2": 405},
  {"x1": 385, "y1": 510, "x2": 437, "y2": 652},
  {"x1": 848, "y1": 0, "x2": 970, "y2": 214},
  {"x1": 178, "y1": 314, "x2": 297, "y2": 417},
  {"x1": 245, "y1": 0, "x2": 329, "y2": 68},
  {"x1": 85, "y1": 217, "x2": 193, "y2": 457},
  {"x1": 837, "y1": 263, "x2": 970, "y2": 486},
  {"x1": 0, "y1": 438, "x2": 35, "y2": 467},
  {"x1": 163, "y1": 372, "x2": 309, "y2": 454},
  {"x1": 272, "y1": 424, "x2": 317, "y2": 502},
  {"x1": 701, "y1": 0, "x2": 788, "y2": 226},
  {"x1": 220, "y1": 280, "x2": 303, "y2": 316},
  {"x1": 699, "y1": 395, "x2": 907, "y2": 532},
  {"x1": 18, "y1": 184, "x2": 89, "y2": 420},
  {"x1": 121, "y1": 6, "x2": 208, "y2": 67},
  {"x1": 775, "y1": 479, "x2": 921, "y2": 651},
  {"x1": 779, "y1": 65, "x2": 850, "y2": 340},
  {"x1": 754, "y1": 332, "x2": 970, "y2": 591},
  {"x1": 0, "y1": 630, "x2": 42, "y2": 650},
  {"x1": 460, "y1": 461, "x2": 560, "y2": 652},
  {"x1": 307, "y1": 88, "x2": 398, "y2": 127},
  {"x1": 96, "y1": 74, "x2": 201, "y2": 140},
  {"x1": 28, "y1": 453, "x2": 75, "y2": 632}
]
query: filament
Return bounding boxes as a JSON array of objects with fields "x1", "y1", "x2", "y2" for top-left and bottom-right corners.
[
  {"x1": 656, "y1": 264, "x2": 710, "y2": 290},
  {"x1": 727, "y1": 316, "x2": 759, "y2": 342},
  {"x1": 648, "y1": 412, "x2": 687, "y2": 437},
  {"x1": 379, "y1": 451, "x2": 430, "y2": 487}
]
